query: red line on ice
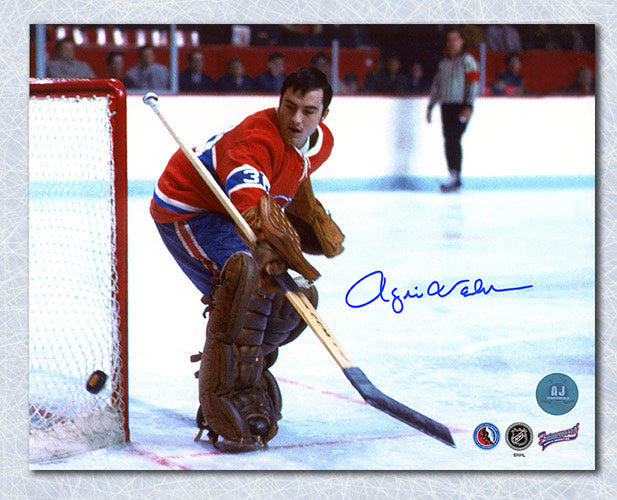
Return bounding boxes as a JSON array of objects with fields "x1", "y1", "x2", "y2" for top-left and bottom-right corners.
[
  {"x1": 160, "y1": 374, "x2": 466, "y2": 463},
  {"x1": 169, "y1": 428, "x2": 467, "y2": 459},
  {"x1": 275, "y1": 376, "x2": 466, "y2": 433},
  {"x1": 132, "y1": 447, "x2": 192, "y2": 470},
  {"x1": 169, "y1": 432, "x2": 422, "y2": 458}
]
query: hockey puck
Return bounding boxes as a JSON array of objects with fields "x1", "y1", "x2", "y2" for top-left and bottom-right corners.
[{"x1": 86, "y1": 370, "x2": 108, "y2": 394}]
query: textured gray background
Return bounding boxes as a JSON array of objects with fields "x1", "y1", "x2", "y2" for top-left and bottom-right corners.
[{"x1": 2, "y1": 2, "x2": 612, "y2": 498}]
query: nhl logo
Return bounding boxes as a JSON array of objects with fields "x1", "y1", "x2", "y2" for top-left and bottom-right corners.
[{"x1": 506, "y1": 422, "x2": 533, "y2": 451}]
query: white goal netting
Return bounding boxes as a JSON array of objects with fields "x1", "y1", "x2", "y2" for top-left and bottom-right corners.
[{"x1": 29, "y1": 87, "x2": 127, "y2": 463}]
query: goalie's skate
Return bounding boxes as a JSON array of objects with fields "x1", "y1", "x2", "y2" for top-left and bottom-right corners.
[{"x1": 193, "y1": 405, "x2": 267, "y2": 452}]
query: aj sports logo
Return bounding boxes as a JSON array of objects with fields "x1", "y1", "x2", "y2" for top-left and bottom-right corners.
[
  {"x1": 473, "y1": 423, "x2": 500, "y2": 449},
  {"x1": 537, "y1": 423, "x2": 580, "y2": 451},
  {"x1": 536, "y1": 373, "x2": 579, "y2": 415}
]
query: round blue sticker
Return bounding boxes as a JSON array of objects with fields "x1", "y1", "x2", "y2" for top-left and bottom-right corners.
[{"x1": 536, "y1": 373, "x2": 579, "y2": 415}]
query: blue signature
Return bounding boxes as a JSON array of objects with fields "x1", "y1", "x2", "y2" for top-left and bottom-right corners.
[{"x1": 345, "y1": 270, "x2": 534, "y2": 314}]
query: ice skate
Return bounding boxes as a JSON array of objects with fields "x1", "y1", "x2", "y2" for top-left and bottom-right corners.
[{"x1": 440, "y1": 171, "x2": 462, "y2": 192}]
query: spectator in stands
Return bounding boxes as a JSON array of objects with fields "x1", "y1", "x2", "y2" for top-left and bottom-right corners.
[
  {"x1": 487, "y1": 75, "x2": 508, "y2": 95},
  {"x1": 560, "y1": 65, "x2": 595, "y2": 95},
  {"x1": 575, "y1": 24, "x2": 595, "y2": 52},
  {"x1": 408, "y1": 62, "x2": 430, "y2": 94},
  {"x1": 280, "y1": 24, "x2": 309, "y2": 46},
  {"x1": 216, "y1": 57, "x2": 254, "y2": 92},
  {"x1": 126, "y1": 45, "x2": 169, "y2": 90},
  {"x1": 280, "y1": 24, "x2": 332, "y2": 47},
  {"x1": 254, "y1": 53, "x2": 286, "y2": 93},
  {"x1": 309, "y1": 51, "x2": 346, "y2": 94},
  {"x1": 485, "y1": 24, "x2": 522, "y2": 51},
  {"x1": 494, "y1": 52, "x2": 527, "y2": 95},
  {"x1": 310, "y1": 51, "x2": 331, "y2": 76},
  {"x1": 105, "y1": 51, "x2": 133, "y2": 89},
  {"x1": 459, "y1": 24, "x2": 486, "y2": 51},
  {"x1": 251, "y1": 25, "x2": 283, "y2": 46},
  {"x1": 521, "y1": 24, "x2": 563, "y2": 50},
  {"x1": 179, "y1": 50, "x2": 215, "y2": 92},
  {"x1": 364, "y1": 54, "x2": 410, "y2": 94},
  {"x1": 559, "y1": 24, "x2": 593, "y2": 52},
  {"x1": 328, "y1": 25, "x2": 373, "y2": 48},
  {"x1": 309, "y1": 51, "x2": 331, "y2": 83},
  {"x1": 46, "y1": 38, "x2": 95, "y2": 79},
  {"x1": 341, "y1": 73, "x2": 360, "y2": 94},
  {"x1": 303, "y1": 25, "x2": 329, "y2": 47},
  {"x1": 404, "y1": 24, "x2": 452, "y2": 75}
]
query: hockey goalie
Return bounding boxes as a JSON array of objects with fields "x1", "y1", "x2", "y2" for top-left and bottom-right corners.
[{"x1": 149, "y1": 66, "x2": 344, "y2": 450}]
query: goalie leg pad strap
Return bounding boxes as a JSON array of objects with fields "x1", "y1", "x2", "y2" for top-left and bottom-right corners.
[{"x1": 263, "y1": 368, "x2": 282, "y2": 421}]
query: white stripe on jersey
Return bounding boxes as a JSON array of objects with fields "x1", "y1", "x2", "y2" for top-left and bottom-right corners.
[{"x1": 155, "y1": 183, "x2": 202, "y2": 213}]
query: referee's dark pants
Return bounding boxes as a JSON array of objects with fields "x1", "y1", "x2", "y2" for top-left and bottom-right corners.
[{"x1": 440, "y1": 103, "x2": 469, "y2": 175}]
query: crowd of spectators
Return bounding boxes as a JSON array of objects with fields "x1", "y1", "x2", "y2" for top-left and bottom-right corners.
[
  {"x1": 559, "y1": 65, "x2": 595, "y2": 95},
  {"x1": 487, "y1": 52, "x2": 527, "y2": 96},
  {"x1": 38, "y1": 24, "x2": 595, "y2": 96}
]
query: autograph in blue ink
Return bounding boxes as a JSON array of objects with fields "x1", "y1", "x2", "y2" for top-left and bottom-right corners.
[{"x1": 345, "y1": 270, "x2": 534, "y2": 314}]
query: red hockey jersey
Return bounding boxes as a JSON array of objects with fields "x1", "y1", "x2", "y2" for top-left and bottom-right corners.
[{"x1": 150, "y1": 107, "x2": 334, "y2": 223}]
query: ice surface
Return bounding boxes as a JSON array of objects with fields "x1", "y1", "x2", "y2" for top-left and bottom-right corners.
[{"x1": 32, "y1": 187, "x2": 595, "y2": 470}]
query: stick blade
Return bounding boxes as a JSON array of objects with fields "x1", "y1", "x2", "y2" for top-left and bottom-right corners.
[{"x1": 343, "y1": 367, "x2": 456, "y2": 448}]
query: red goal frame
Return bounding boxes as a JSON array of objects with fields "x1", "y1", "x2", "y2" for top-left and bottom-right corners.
[{"x1": 29, "y1": 78, "x2": 129, "y2": 443}]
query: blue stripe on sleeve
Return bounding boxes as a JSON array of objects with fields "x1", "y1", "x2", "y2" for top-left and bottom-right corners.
[
  {"x1": 225, "y1": 166, "x2": 270, "y2": 195},
  {"x1": 196, "y1": 146, "x2": 225, "y2": 191}
]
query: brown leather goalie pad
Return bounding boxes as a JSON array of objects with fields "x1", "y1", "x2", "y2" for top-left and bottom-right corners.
[
  {"x1": 285, "y1": 178, "x2": 345, "y2": 258},
  {"x1": 262, "y1": 283, "x2": 319, "y2": 369},
  {"x1": 198, "y1": 251, "x2": 281, "y2": 446},
  {"x1": 242, "y1": 192, "x2": 320, "y2": 282}
]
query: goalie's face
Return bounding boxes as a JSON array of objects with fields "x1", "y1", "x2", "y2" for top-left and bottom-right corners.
[{"x1": 278, "y1": 87, "x2": 329, "y2": 148}]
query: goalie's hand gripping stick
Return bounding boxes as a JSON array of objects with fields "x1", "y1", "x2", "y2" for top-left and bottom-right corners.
[{"x1": 142, "y1": 92, "x2": 456, "y2": 448}]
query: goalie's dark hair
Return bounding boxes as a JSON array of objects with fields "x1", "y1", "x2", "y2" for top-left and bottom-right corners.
[{"x1": 280, "y1": 66, "x2": 333, "y2": 113}]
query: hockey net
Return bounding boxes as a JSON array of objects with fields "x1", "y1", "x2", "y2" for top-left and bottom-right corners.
[{"x1": 29, "y1": 79, "x2": 129, "y2": 463}]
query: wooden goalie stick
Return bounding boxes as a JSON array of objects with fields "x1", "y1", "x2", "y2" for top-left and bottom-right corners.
[{"x1": 142, "y1": 92, "x2": 456, "y2": 448}]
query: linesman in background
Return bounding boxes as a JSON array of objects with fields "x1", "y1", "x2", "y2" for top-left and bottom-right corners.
[{"x1": 427, "y1": 28, "x2": 480, "y2": 192}]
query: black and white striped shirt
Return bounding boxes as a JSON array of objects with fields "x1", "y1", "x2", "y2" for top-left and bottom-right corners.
[{"x1": 428, "y1": 52, "x2": 480, "y2": 108}]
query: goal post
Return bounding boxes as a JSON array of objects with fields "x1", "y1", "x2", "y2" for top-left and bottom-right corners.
[{"x1": 29, "y1": 78, "x2": 129, "y2": 463}]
